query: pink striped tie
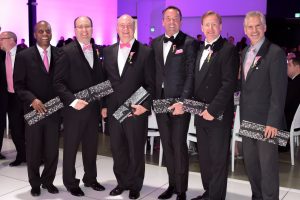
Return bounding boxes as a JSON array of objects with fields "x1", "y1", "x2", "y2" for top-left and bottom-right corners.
[
  {"x1": 5, "y1": 51, "x2": 14, "y2": 93},
  {"x1": 43, "y1": 50, "x2": 49, "y2": 72}
]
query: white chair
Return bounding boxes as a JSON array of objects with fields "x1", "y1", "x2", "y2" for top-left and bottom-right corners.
[
  {"x1": 145, "y1": 112, "x2": 163, "y2": 166},
  {"x1": 231, "y1": 105, "x2": 242, "y2": 172},
  {"x1": 187, "y1": 115, "x2": 197, "y2": 149},
  {"x1": 290, "y1": 104, "x2": 300, "y2": 166}
]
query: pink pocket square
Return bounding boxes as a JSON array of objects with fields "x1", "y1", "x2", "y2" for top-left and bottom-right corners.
[{"x1": 175, "y1": 49, "x2": 183, "y2": 54}]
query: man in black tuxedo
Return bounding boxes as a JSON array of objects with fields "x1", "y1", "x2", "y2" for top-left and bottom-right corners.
[
  {"x1": 53, "y1": 16, "x2": 105, "y2": 197},
  {"x1": 151, "y1": 6, "x2": 197, "y2": 200},
  {"x1": 285, "y1": 56, "x2": 300, "y2": 130},
  {"x1": 0, "y1": 31, "x2": 26, "y2": 166},
  {"x1": 101, "y1": 14, "x2": 155, "y2": 199},
  {"x1": 191, "y1": 11, "x2": 238, "y2": 200},
  {"x1": 14, "y1": 21, "x2": 61, "y2": 197},
  {"x1": 240, "y1": 11, "x2": 287, "y2": 199}
]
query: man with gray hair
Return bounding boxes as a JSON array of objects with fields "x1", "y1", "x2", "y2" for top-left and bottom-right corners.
[
  {"x1": 240, "y1": 11, "x2": 287, "y2": 199},
  {"x1": 102, "y1": 14, "x2": 155, "y2": 199},
  {"x1": 0, "y1": 31, "x2": 26, "y2": 167}
]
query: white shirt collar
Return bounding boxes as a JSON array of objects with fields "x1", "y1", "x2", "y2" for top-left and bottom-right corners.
[
  {"x1": 205, "y1": 35, "x2": 220, "y2": 46},
  {"x1": 36, "y1": 44, "x2": 51, "y2": 54},
  {"x1": 164, "y1": 32, "x2": 179, "y2": 39},
  {"x1": 119, "y1": 38, "x2": 135, "y2": 48}
]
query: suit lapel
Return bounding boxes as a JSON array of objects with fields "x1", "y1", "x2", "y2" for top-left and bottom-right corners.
[
  {"x1": 120, "y1": 40, "x2": 139, "y2": 77},
  {"x1": 195, "y1": 37, "x2": 224, "y2": 93},
  {"x1": 165, "y1": 31, "x2": 186, "y2": 66},
  {"x1": 157, "y1": 36, "x2": 164, "y2": 72},
  {"x1": 245, "y1": 39, "x2": 271, "y2": 82}
]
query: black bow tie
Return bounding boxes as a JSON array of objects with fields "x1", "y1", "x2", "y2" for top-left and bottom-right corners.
[
  {"x1": 163, "y1": 36, "x2": 174, "y2": 43},
  {"x1": 204, "y1": 44, "x2": 212, "y2": 49}
]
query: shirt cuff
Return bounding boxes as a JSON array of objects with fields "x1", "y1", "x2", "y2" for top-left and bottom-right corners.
[{"x1": 70, "y1": 99, "x2": 79, "y2": 108}]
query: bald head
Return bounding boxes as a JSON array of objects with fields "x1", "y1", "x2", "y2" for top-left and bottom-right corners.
[
  {"x1": 117, "y1": 14, "x2": 135, "y2": 44},
  {"x1": 34, "y1": 20, "x2": 52, "y2": 49}
]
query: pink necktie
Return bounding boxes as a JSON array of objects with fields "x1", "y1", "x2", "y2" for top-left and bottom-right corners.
[
  {"x1": 244, "y1": 47, "x2": 256, "y2": 79},
  {"x1": 5, "y1": 51, "x2": 14, "y2": 93},
  {"x1": 83, "y1": 44, "x2": 92, "y2": 52},
  {"x1": 43, "y1": 50, "x2": 49, "y2": 72},
  {"x1": 120, "y1": 43, "x2": 131, "y2": 49}
]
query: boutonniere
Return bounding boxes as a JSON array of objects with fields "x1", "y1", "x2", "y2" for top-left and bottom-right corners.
[
  {"x1": 172, "y1": 44, "x2": 176, "y2": 53},
  {"x1": 207, "y1": 49, "x2": 214, "y2": 63},
  {"x1": 175, "y1": 49, "x2": 183, "y2": 54},
  {"x1": 128, "y1": 52, "x2": 135, "y2": 64},
  {"x1": 252, "y1": 56, "x2": 261, "y2": 69}
]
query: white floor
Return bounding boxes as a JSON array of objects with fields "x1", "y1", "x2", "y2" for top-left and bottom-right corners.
[{"x1": 1, "y1": 138, "x2": 300, "y2": 200}]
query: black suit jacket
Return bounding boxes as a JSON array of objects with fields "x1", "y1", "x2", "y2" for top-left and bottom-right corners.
[
  {"x1": 103, "y1": 40, "x2": 155, "y2": 115},
  {"x1": 53, "y1": 40, "x2": 104, "y2": 107},
  {"x1": 193, "y1": 37, "x2": 239, "y2": 127},
  {"x1": 285, "y1": 75, "x2": 300, "y2": 129},
  {"x1": 151, "y1": 31, "x2": 197, "y2": 100},
  {"x1": 240, "y1": 39, "x2": 287, "y2": 129},
  {"x1": 13, "y1": 45, "x2": 61, "y2": 113},
  {"x1": 0, "y1": 50, "x2": 6, "y2": 96}
]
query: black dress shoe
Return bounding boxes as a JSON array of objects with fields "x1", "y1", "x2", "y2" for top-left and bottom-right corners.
[
  {"x1": 30, "y1": 187, "x2": 41, "y2": 196},
  {"x1": 84, "y1": 182, "x2": 105, "y2": 191},
  {"x1": 42, "y1": 184, "x2": 59, "y2": 194},
  {"x1": 67, "y1": 187, "x2": 84, "y2": 196},
  {"x1": 158, "y1": 186, "x2": 175, "y2": 199},
  {"x1": 191, "y1": 192, "x2": 209, "y2": 200},
  {"x1": 129, "y1": 190, "x2": 140, "y2": 199},
  {"x1": 109, "y1": 186, "x2": 125, "y2": 196},
  {"x1": 9, "y1": 160, "x2": 24, "y2": 167},
  {"x1": 176, "y1": 192, "x2": 186, "y2": 200},
  {"x1": 0, "y1": 153, "x2": 6, "y2": 159}
]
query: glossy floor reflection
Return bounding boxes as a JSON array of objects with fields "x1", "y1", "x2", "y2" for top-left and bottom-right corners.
[{"x1": 0, "y1": 134, "x2": 300, "y2": 199}]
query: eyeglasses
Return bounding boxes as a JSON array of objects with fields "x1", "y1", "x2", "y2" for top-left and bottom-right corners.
[
  {"x1": 0, "y1": 37, "x2": 11, "y2": 41},
  {"x1": 75, "y1": 25, "x2": 92, "y2": 30}
]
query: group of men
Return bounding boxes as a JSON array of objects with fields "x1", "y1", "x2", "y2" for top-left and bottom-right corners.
[{"x1": 0, "y1": 5, "x2": 288, "y2": 200}]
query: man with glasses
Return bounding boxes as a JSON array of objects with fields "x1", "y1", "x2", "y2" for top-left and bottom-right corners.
[
  {"x1": 0, "y1": 31, "x2": 26, "y2": 166},
  {"x1": 54, "y1": 16, "x2": 105, "y2": 197},
  {"x1": 151, "y1": 6, "x2": 197, "y2": 200}
]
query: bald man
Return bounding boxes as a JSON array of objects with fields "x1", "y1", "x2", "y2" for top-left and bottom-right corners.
[
  {"x1": 14, "y1": 21, "x2": 61, "y2": 197},
  {"x1": 54, "y1": 16, "x2": 105, "y2": 197},
  {"x1": 101, "y1": 14, "x2": 155, "y2": 199}
]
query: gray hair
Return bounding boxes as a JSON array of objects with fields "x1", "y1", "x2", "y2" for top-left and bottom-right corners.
[{"x1": 244, "y1": 11, "x2": 266, "y2": 27}]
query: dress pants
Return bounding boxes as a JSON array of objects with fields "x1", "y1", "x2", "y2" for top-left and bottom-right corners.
[
  {"x1": 108, "y1": 113, "x2": 148, "y2": 191},
  {"x1": 62, "y1": 103, "x2": 99, "y2": 189},
  {"x1": 7, "y1": 92, "x2": 26, "y2": 161},
  {"x1": 195, "y1": 125, "x2": 231, "y2": 200},
  {"x1": 242, "y1": 137, "x2": 279, "y2": 200},
  {"x1": 26, "y1": 113, "x2": 60, "y2": 188},
  {"x1": 156, "y1": 112, "x2": 190, "y2": 193}
]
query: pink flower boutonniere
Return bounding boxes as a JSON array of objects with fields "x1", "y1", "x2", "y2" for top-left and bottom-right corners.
[
  {"x1": 172, "y1": 44, "x2": 176, "y2": 53},
  {"x1": 128, "y1": 52, "x2": 135, "y2": 64},
  {"x1": 175, "y1": 49, "x2": 183, "y2": 54},
  {"x1": 207, "y1": 49, "x2": 214, "y2": 63},
  {"x1": 252, "y1": 56, "x2": 261, "y2": 69}
]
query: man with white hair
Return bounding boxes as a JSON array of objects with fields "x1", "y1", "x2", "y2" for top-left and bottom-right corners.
[{"x1": 240, "y1": 11, "x2": 287, "y2": 199}]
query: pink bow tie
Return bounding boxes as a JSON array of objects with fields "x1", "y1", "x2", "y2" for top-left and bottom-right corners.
[
  {"x1": 83, "y1": 44, "x2": 92, "y2": 51},
  {"x1": 120, "y1": 43, "x2": 131, "y2": 49}
]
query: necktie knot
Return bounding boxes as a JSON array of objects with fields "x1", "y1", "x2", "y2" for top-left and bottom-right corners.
[
  {"x1": 120, "y1": 42, "x2": 131, "y2": 49},
  {"x1": 163, "y1": 36, "x2": 174, "y2": 43},
  {"x1": 83, "y1": 44, "x2": 92, "y2": 52},
  {"x1": 204, "y1": 44, "x2": 212, "y2": 50}
]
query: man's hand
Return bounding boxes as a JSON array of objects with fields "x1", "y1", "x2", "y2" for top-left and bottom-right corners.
[
  {"x1": 101, "y1": 108, "x2": 107, "y2": 118},
  {"x1": 264, "y1": 126, "x2": 278, "y2": 138},
  {"x1": 74, "y1": 99, "x2": 88, "y2": 110},
  {"x1": 32, "y1": 99, "x2": 47, "y2": 114},
  {"x1": 200, "y1": 109, "x2": 214, "y2": 121},
  {"x1": 168, "y1": 102, "x2": 184, "y2": 115},
  {"x1": 130, "y1": 105, "x2": 147, "y2": 116}
]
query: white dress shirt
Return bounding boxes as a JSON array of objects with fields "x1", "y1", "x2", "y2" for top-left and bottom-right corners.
[
  {"x1": 163, "y1": 32, "x2": 179, "y2": 65},
  {"x1": 118, "y1": 38, "x2": 135, "y2": 76},
  {"x1": 199, "y1": 35, "x2": 220, "y2": 70},
  {"x1": 36, "y1": 45, "x2": 51, "y2": 65}
]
